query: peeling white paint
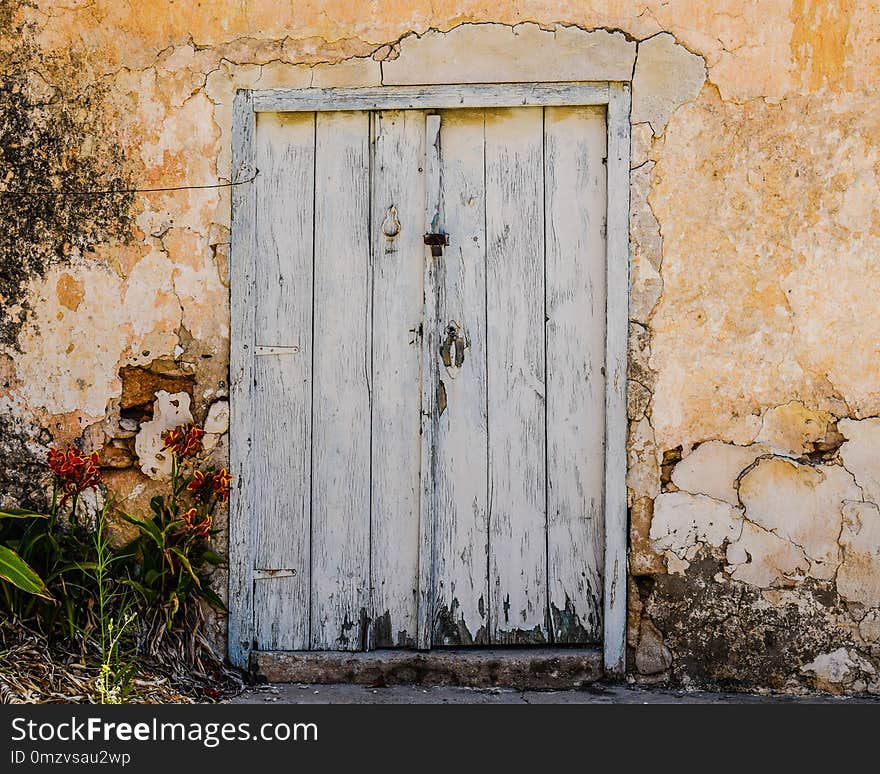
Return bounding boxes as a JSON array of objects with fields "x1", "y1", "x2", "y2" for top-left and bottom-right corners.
[
  {"x1": 838, "y1": 501, "x2": 880, "y2": 607},
  {"x1": 726, "y1": 520, "x2": 808, "y2": 588}
]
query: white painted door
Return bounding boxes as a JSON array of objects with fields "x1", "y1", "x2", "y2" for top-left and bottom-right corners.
[{"x1": 249, "y1": 106, "x2": 606, "y2": 651}]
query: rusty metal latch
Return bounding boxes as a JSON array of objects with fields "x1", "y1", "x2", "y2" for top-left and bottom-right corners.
[{"x1": 424, "y1": 232, "x2": 449, "y2": 257}]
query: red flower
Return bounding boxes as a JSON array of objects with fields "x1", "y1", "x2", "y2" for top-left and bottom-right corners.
[
  {"x1": 211, "y1": 469, "x2": 233, "y2": 503},
  {"x1": 160, "y1": 427, "x2": 184, "y2": 454},
  {"x1": 181, "y1": 507, "x2": 212, "y2": 539},
  {"x1": 186, "y1": 468, "x2": 233, "y2": 504},
  {"x1": 191, "y1": 472, "x2": 206, "y2": 488},
  {"x1": 47, "y1": 446, "x2": 102, "y2": 506},
  {"x1": 161, "y1": 424, "x2": 205, "y2": 458},
  {"x1": 186, "y1": 470, "x2": 209, "y2": 500}
]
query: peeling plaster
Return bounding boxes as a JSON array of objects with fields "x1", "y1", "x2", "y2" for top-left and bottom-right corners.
[{"x1": 134, "y1": 390, "x2": 194, "y2": 479}]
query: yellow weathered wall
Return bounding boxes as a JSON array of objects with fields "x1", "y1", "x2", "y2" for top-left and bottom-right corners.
[{"x1": 2, "y1": 0, "x2": 879, "y2": 692}]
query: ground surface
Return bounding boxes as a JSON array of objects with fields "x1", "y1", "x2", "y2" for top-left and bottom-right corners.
[{"x1": 228, "y1": 682, "x2": 880, "y2": 704}]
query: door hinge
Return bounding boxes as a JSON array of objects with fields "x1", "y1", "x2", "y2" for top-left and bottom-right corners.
[{"x1": 255, "y1": 345, "x2": 300, "y2": 356}]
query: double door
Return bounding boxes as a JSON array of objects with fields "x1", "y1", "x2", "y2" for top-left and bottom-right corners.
[{"x1": 247, "y1": 104, "x2": 607, "y2": 651}]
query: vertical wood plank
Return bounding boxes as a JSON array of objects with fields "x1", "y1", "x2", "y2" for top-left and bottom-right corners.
[
  {"x1": 228, "y1": 90, "x2": 257, "y2": 668},
  {"x1": 603, "y1": 83, "x2": 631, "y2": 675},
  {"x1": 311, "y1": 110, "x2": 372, "y2": 650},
  {"x1": 484, "y1": 107, "x2": 548, "y2": 644},
  {"x1": 253, "y1": 576, "x2": 303, "y2": 650},
  {"x1": 369, "y1": 110, "x2": 426, "y2": 648},
  {"x1": 250, "y1": 112, "x2": 315, "y2": 650},
  {"x1": 432, "y1": 110, "x2": 490, "y2": 646},
  {"x1": 417, "y1": 113, "x2": 442, "y2": 650},
  {"x1": 544, "y1": 106, "x2": 607, "y2": 644}
]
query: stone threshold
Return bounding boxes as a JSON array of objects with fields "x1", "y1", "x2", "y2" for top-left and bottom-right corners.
[{"x1": 252, "y1": 648, "x2": 603, "y2": 690}]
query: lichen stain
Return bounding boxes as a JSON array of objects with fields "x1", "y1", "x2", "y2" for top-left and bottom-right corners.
[
  {"x1": 0, "y1": 7, "x2": 134, "y2": 349},
  {"x1": 0, "y1": 403, "x2": 51, "y2": 510},
  {"x1": 645, "y1": 554, "x2": 855, "y2": 690},
  {"x1": 790, "y1": 0, "x2": 855, "y2": 91}
]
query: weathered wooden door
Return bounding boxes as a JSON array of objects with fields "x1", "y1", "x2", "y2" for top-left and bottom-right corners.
[{"x1": 245, "y1": 104, "x2": 607, "y2": 652}]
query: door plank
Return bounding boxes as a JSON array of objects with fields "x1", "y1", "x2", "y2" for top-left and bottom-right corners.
[
  {"x1": 484, "y1": 107, "x2": 548, "y2": 644},
  {"x1": 251, "y1": 112, "x2": 315, "y2": 650},
  {"x1": 369, "y1": 110, "x2": 426, "y2": 648},
  {"x1": 311, "y1": 111, "x2": 372, "y2": 650},
  {"x1": 432, "y1": 109, "x2": 490, "y2": 646},
  {"x1": 544, "y1": 106, "x2": 607, "y2": 643},
  {"x1": 228, "y1": 90, "x2": 257, "y2": 668},
  {"x1": 417, "y1": 114, "x2": 442, "y2": 650}
]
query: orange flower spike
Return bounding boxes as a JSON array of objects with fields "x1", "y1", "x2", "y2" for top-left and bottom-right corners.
[
  {"x1": 46, "y1": 445, "x2": 103, "y2": 505},
  {"x1": 47, "y1": 447, "x2": 65, "y2": 474},
  {"x1": 186, "y1": 469, "x2": 217, "y2": 502},
  {"x1": 161, "y1": 423, "x2": 204, "y2": 458}
]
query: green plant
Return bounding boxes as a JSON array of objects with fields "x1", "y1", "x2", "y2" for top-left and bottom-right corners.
[
  {"x1": 119, "y1": 423, "x2": 227, "y2": 639},
  {"x1": 0, "y1": 510, "x2": 51, "y2": 599},
  {"x1": 0, "y1": 436, "x2": 233, "y2": 703},
  {"x1": 0, "y1": 447, "x2": 104, "y2": 637},
  {"x1": 87, "y1": 509, "x2": 137, "y2": 704}
]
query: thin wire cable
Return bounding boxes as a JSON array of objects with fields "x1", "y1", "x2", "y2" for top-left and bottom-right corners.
[{"x1": 0, "y1": 170, "x2": 259, "y2": 197}]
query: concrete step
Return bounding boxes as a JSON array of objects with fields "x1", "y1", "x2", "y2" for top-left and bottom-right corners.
[{"x1": 252, "y1": 648, "x2": 603, "y2": 690}]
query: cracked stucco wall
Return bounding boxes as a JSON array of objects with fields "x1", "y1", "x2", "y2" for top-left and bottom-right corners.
[{"x1": 1, "y1": 1, "x2": 879, "y2": 693}]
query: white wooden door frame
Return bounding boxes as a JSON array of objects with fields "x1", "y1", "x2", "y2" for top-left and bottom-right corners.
[{"x1": 229, "y1": 81, "x2": 631, "y2": 676}]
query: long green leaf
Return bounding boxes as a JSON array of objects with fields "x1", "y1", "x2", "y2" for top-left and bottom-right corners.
[
  {"x1": 170, "y1": 547, "x2": 201, "y2": 588},
  {"x1": 119, "y1": 578, "x2": 153, "y2": 602},
  {"x1": 199, "y1": 585, "x2": 227, "y2": 612},
  {"x1": 0, "y1": 508, "x2": 47, "y2": 519},
  {"x1": 117, "y1": 512, "x2": 164, "y2": 548},
  {"x1": 0, "y1": 544, "x2": 52, "y2": 599},
  {"x1": 200, "y1": 550, "x2": 226, "y2": 566},
  {"x1": 161, "y1": 519, "x2": 185, "y2": 539},
  {"x1": 46, "y1": 561, "x2": 99, "y2": 582},
  {"x1": 144, "y1": 569, "x2": 164, "y2": 586}
]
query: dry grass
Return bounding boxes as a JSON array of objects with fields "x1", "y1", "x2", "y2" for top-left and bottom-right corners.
[{"x1": 0, "y1": 616, "x2": 244, "y2": 704}]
